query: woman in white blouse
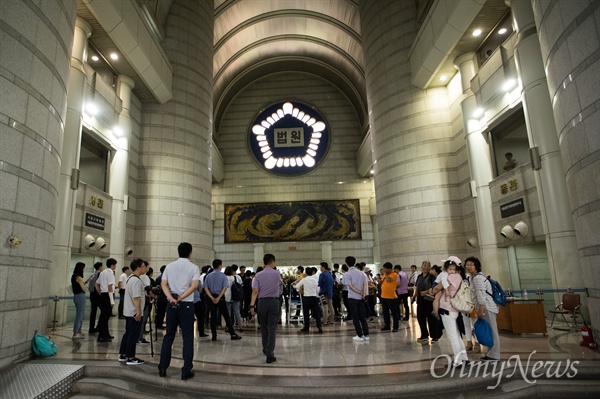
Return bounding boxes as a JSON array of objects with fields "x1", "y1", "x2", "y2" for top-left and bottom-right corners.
[{"x1": 465, "y1": 256, "x2": 500, "y2": 361}]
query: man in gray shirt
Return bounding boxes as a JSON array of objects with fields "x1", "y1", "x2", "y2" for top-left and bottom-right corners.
[
  {"x1": 118, "y1": 258, "x2": 147, "y2": 365},
  {"x1": 342, "y1": 256, "x2": 369, "y2": 342},
  {"x1": 250, "y1": 254, "x2": 283, "y2": 364}
]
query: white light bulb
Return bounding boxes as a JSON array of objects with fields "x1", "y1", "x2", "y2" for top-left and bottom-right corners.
[
  {"x1": 265, "y1": 157, "x2": 277, "y2": 169},
  {"x1": 312, "y1": 122, "x2": 325, "y2": 132},
  {"x1": 303, "y1": 155, "x2": 315, "y2": 167}
]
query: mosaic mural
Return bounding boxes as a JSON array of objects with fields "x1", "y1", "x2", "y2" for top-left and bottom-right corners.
[{"x1": 224, "y1": 200, "x2": 362, "y2": 243}]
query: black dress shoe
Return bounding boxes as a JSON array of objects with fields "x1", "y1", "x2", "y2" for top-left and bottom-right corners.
[
  {"x1": 211, "y1": 336, "x2": 217, "y2": 341},
  {"x1": 88, "y1": 329, "x2": 98, "y2": 334},
  {"x1": 318, "y1": 328, "x2": 323, "y2": 333},
  {"x1": 181, "y1": 371, "x2": 194, "y2": 380},
  {"x1": 159, "y1": 369, "x2": 167, "y2": 377},
  {"x1": 199, "y1": 333, "x2": 209, "y2": 338},
  {"x1": 97, "y1": 338, "x2": 111, "y2": 343},
  {"x1": 231, "y1": 335, "x2": 242, "y2": 340},
  {"x1": 266, "y1": 356, "x2": 277, "y2": 364}
]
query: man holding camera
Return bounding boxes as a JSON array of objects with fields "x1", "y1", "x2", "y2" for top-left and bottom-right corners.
[{"x1": 158, "y1": 243, "x2": 200, "y2": 380}]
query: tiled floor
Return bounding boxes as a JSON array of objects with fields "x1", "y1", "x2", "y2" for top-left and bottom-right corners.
[{"x1": 47, "y1": 309, "x2": 599, "y2": 379}]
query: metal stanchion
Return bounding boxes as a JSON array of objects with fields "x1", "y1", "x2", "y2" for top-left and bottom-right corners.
[{"x1": 52, "y1": 295, "x2": 59, "y2": 331}]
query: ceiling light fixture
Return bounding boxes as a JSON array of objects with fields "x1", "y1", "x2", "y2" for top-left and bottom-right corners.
[
  {"x1": 473, "y1": 108, "x2": 484, "y2": 118},
  {"x1": 109, "y1": 53, "x2": 118, "y2": 60},
  {"x1": 86, "y1": 102, "x2": 99, "y2": 116},
  {"x1": 502, "y1": 79, "x2": 517, "y2": 92},
  {"x1": 440, "y1": 75, "x2": 447, "y2": 81},
  {"x1": 91, "y1": 55, "x2": 99, "y2": 62},
  {"x1": 473, "y1": 29, "x2": 482, "y2": 36},
  {"x1": 498, "y1": 28, "x2": 507, "y2": 34}
]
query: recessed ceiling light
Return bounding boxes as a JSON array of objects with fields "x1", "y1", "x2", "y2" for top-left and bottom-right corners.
[
  {"x1": 370, "y1": 169, "x2": 374, "y2": 174},
  {"x1": 473, "y1": 108, "x2": 484, "y2": 118},
  {"x1": 109, "y1": 53, "x2": 118, "y2": 60},
  {"x1": 473, "y1": 29, "x2": 482, "y2": 37},
  {"x1": 498, "y1": 28, "x2": 507, "y2": 34},
  {"x1": 502, "y1": 79, "x2": 517, "y2": 91},
  {"x1": 91, "y1": 55, "x2": 99, "y2": 62},
  {"x1": 440, "y1": 75, "x2": 448, "y2": 81},
  {"x1": 86, "y1": 102, "x2": 99, "y2": 116}
]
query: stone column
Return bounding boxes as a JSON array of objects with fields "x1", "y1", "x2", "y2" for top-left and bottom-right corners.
[
  {"x1": 50, "y1": 17, "x2": 91, "y2": 324},
  {"x1": 508, "y1": 0, "x2": 583, "y2": 305},
  {"x1": 454, "y1": 52, "x2": 510, "y2": 286},
  {"x1": 359, "y1": 0, "x2": 458, "y2": 265},
  {"x1": 320, "y1": 241, "x2": 332, "y2": 266},
  {"x1": 0, "y1": 0, "x2": 76, "y2": 367},
  {"x1": 253, "y1": 243, "x2": 265, "y2": 268},
  {"x1": 531, "y1": 0, "x2": 600, "y2": 328},
  {"x1": 137, "y1": 0, "x2": 214, "y2": 266},
  {"x1": 109, "y1": 76, "x2": 135, "y2": 262},
  {"x1": 369, "y1": 197, "x2": 380, "y2": 266}
]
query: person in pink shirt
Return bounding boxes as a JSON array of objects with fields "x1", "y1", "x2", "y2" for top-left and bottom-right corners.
[{"x1": 434, "y1": 259, "x2": 469, "y2": 368}]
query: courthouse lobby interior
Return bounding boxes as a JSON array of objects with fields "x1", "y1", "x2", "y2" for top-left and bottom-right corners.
[{"x1": 1, "y1": 0, "x2": 600, "y2": 397}]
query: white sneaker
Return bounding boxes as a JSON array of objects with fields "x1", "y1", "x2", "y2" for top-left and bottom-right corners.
[
  {"x1": 352, "y1": 335, "x2": 364, "y2": 342},
  {"x1": 363, "y1": 335, "x2": 370, "y2": 341}
]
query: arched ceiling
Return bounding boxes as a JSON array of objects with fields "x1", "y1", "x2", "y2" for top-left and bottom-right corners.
[
  {"x1": 80, "y1": 0, "x2": 509, "y2": 142},
  {"x1": 212, "y1": 0, "x2": 367, "y2": 135}
]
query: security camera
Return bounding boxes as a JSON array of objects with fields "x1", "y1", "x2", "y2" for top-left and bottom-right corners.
[
  {"x1": 514, "y1": 221, "x2": 529, "y2": 237},
  {"x1": 500, "y1": 225, "x2": 514, "y2": 239},
  {"x1": 125, "y1": 246, "x2": 133, "y2": 256},
  {"x1": 467, "y1": 236, "x2": 478, "y2": 247},
  {"x1": 96, "y1": 237, "x2": 106, "y2": 249},
  {"x1": 83, "y1": 234, "x2": 96, "y2": 248}
]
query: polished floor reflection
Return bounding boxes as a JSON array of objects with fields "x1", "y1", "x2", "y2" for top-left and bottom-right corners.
[{"x1": 51, "y1": 309, "x2": 598, "y2": 379}]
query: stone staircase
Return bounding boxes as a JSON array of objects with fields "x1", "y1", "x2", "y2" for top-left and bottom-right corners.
[{"x1": 65, "y1": 359, "x2": 600, "y2": 399}]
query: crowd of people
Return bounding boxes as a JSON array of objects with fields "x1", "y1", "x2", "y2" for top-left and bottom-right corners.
[{"x1": 70, "y1": 244, "x2": 501, "y2": 376}]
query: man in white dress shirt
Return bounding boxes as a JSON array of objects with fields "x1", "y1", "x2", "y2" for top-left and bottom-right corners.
[
  {"x1": 158, "y1": 242, "x2": 200, "y2": 381},
  {"x1": 96, "y1": 258, "x2": 117, "y2": 342},
  {"x1": 294, "y1": 267, "x2": 323, "y2": 333}
]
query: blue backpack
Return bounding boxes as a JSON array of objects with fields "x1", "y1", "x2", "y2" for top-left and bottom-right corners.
[
  {"x1": 32, "y1": 332, "x2": 58, "y2": 357},
  {"x1": 485, "y1": 275, "x2": 506, "y2": 306}
]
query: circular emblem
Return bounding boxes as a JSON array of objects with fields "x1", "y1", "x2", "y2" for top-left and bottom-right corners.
[{"x1": 249, "y1": 101, "x2": 329, "y2": 176}]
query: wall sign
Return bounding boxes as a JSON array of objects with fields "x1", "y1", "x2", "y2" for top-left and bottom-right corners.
[
  {"x1": 85, "y1": 213, "x2": 105, "y2": 230},
  {"x1": 249, "y1": 101, "x2": 330, "y2": 176},
  {"x1": 500, "y1": 198, "x2": 525, "y2": 218}
]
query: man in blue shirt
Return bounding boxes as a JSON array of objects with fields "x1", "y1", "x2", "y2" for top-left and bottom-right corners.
[
  {"x1": 204, "y1": 259, "x2": 242, "y2": 341},
  {"x1": 318, "y1": 262, "x2": 335, "y2": 325}
]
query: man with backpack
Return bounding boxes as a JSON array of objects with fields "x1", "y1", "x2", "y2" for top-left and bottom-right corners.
[{"x1": 465, "y1": 256, "x2": 501, "y2": 361}]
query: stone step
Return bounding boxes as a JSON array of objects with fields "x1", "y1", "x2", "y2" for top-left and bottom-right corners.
[{"x1": 70, "y1": 360, "x2": 600, "y2": 399}]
